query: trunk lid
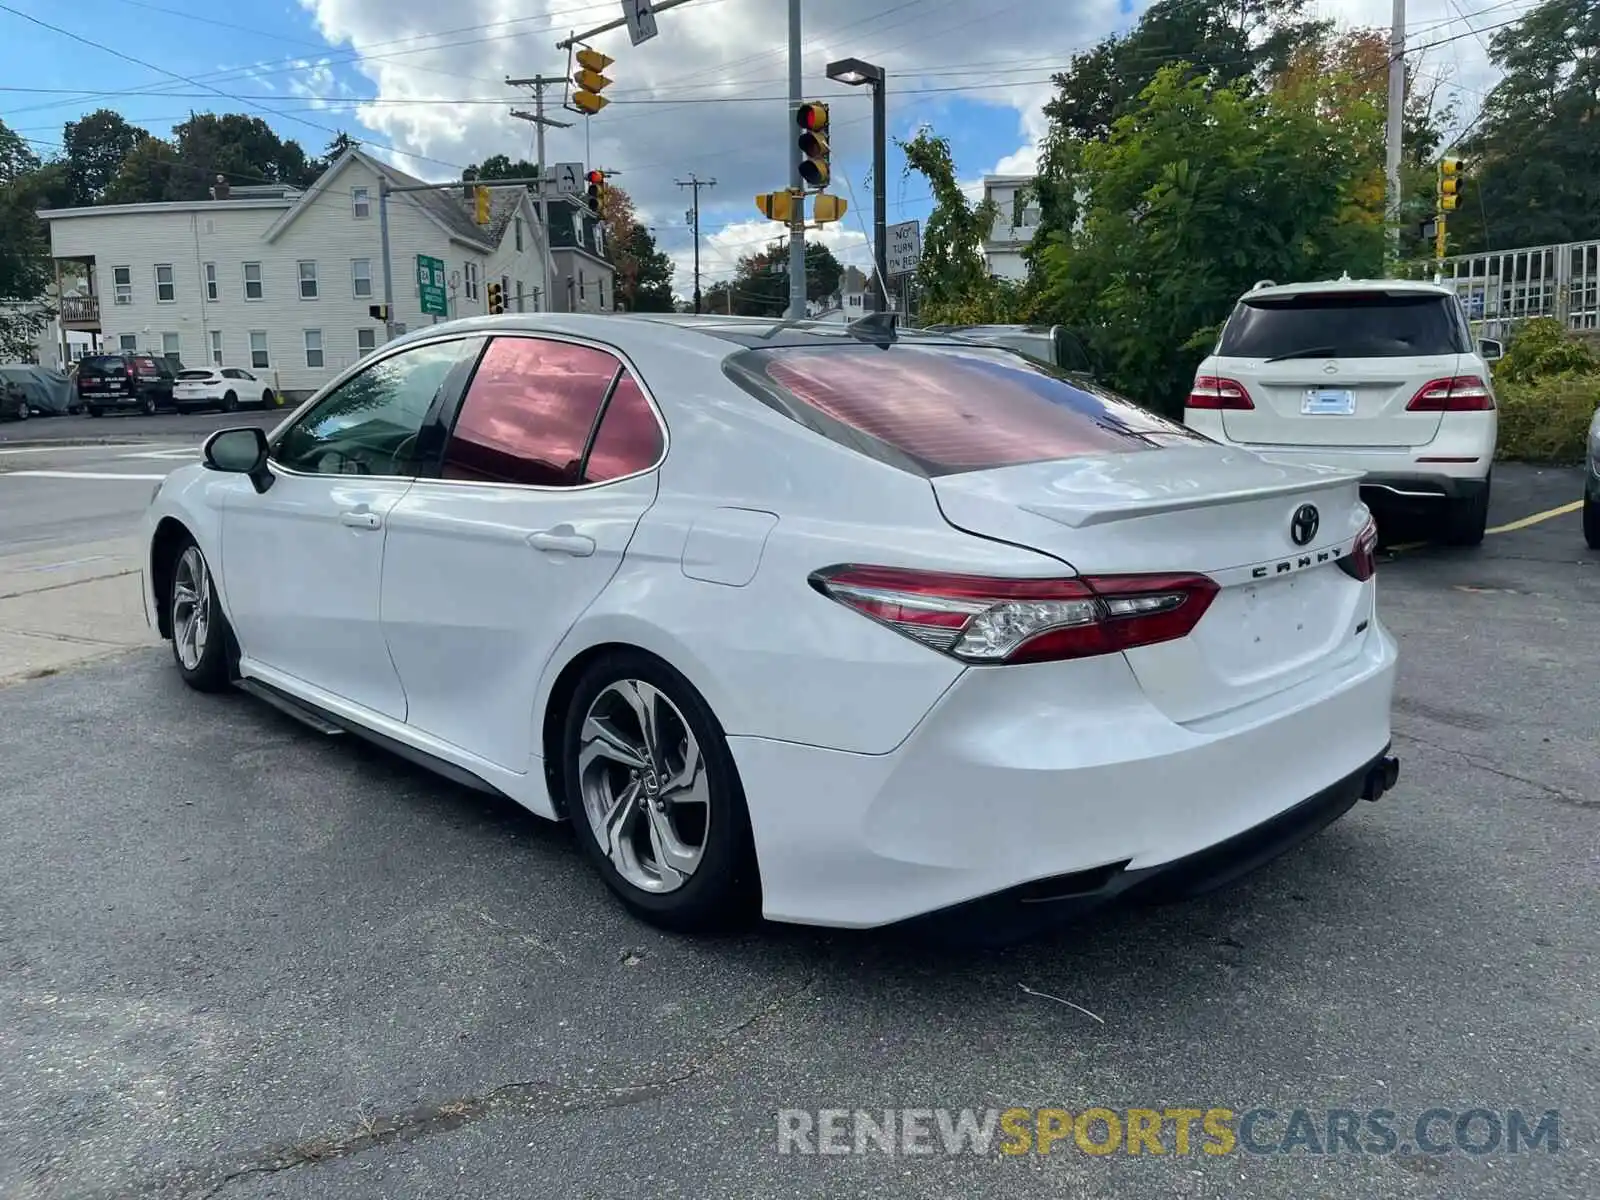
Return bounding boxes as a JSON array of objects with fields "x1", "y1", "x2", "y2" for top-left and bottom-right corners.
[
  {"x1": 931, "y1": 445, "x2": 1375, "y2": 723},
  {"x1": 1215, "y1": 353, "x2": 1459, "y2": 447}
]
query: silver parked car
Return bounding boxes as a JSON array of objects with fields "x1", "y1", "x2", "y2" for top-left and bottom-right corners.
[{"x1": 1585, "y1": 404, "x2": 1599, "y2": 549}]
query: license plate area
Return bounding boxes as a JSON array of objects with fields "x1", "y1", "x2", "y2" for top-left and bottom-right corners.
[{"x1": 1301, "y1": 387, "x2": 1354, "y2": 415}]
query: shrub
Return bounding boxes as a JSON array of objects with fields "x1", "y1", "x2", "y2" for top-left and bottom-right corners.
[
  {"x1": 1494, "y1": 373, "x2": 1599, "y2": 463},
  {"x1": 1495, "y1": 317, "x2": 1597, "y2": 383}
]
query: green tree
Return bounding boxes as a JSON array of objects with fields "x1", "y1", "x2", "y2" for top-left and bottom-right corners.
[
  {"x1": 618, "y1": 223, "x2": 675, "y2": 312},
  {"x1": 103, "y1": 136, "x2": 183, "y2": 204},
  {"x1": 467, "y1": 155, "x2": 540, "y2": 184},
  {"x1": 1450, "y1": 0, "x2": 1600, "y2": 253},
  {"x1": 716, "y1": 240, "x2": 844, "y2": 315},
  {"x1": 170, "y1": 113, "x2": 318, "y2": 197},
  {"x1": 61, "y1": 110, "x2": 149, "y2": 205},
  {"x1": 1035, "y1": 64, "x2": 1389, "y2": 414},
  {"x1": 0, "y1": 119, "x2": 54, "y2": 356}
]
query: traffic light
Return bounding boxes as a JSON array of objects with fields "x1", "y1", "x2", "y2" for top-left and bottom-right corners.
[
  {"x1": 486, "y1": 281, "x2": 504, "y2": 315},
  {"x1": 586, "y1": 169, "x2": 606, "y2": 212},
  {"x1": 755, "y1": 190, "x2": 794, "y2": 222},
  {"x1": 796, "y1": 101, "x2": 830, "y2": 187},
  {"x1": 474, "y1": 184, "x2": 490, "y2": 225},
  {"x1": 572, "y1": 47, "x2": 614, "y2": 114},
  {"x1": 812, "y1": 194, "x2": 848, "y2": 223},
  {"x1": 368, "y1": 303, "x2": 389, "y2": 321},
  {"x1": 1439, "y1": 156, "x2": 1462, "y2": 212}
]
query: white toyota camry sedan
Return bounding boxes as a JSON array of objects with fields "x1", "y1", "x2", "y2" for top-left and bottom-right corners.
[{"x1": 141, "y1": 313, "x2": 1400, "y2": 941}]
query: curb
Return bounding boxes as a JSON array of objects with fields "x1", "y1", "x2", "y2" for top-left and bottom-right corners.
[{"x1": 0, "y1": 436, "x2": 171, "y2": 449}]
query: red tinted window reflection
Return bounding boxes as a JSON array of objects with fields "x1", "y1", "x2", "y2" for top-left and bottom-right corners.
[
  {"x1": 584, "y1": 372, "x2": 662, "y2": 482},
  {"x1": 443, "y1": 337, "x2": 617, "y2": 486}
]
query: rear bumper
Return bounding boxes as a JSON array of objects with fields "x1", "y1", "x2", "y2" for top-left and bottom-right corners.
[{"x1": 730, "y1": 620, "x2": 1398, "y2": 932}]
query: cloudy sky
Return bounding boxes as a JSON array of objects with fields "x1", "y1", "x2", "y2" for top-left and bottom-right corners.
[{"x1": 1, "y1": 0, "x2": 1532, "y2": 296}]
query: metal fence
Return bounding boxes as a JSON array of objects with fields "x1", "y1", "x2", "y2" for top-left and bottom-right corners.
[{"x1": 1432, "y1": 239, "x2": 1600, "y2": 342}]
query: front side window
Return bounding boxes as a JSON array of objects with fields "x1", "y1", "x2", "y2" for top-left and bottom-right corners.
[
  {"x1": 155, "y1": 264, "x2": 175, "y2": 302},
  {"x1": 112, "y1": 266, "x2": 132, "y2": 305},
  {"x1": 352, "y1": 258, "x2": 372, "y2": 298},
  {"x1": 249, "y1": 331, "x2": 269, "y2": 369},
  {"x1": 304, "y1": 329, "x2": 324, "y2": 368},
  {"x1": 725, "y1": 342, "x2": 1203, "y2": 477},
  {"x1": 244, "y1": 262, "x2": 263, "y2": 300},
  {"x1": 442, "y1": 337, "x2": 623, "y2": 487},
  {"x1": 275, "y1": 339, "x2": 475, "y2": 477},
  {"x1": 204, "y1": 263, "x2": 218, "y2": 301},
  {"x1": 1218, "y1": 292, "x2": 1470, "y2": 359},
  {"x1": 298, "y1": 261, "x2": 318, "y2": 300},
  {"x1": 352, "y1": 186, "x2": 370, "y2": 219}
]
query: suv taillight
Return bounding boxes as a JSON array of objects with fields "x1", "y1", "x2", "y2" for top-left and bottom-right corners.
[
  {"x1": 1406, "y1": 375, "x2": 1493, "y2": 411},
  {"x1": 809, "y1": 566, "x2": 1219, "y2": 665},
  {"x1": 1187, "y1": 376, "x2": 1254, "y2": 410},
  {"x1": 1337, "y1": 517, "x2": 1379, "y2": 582}
]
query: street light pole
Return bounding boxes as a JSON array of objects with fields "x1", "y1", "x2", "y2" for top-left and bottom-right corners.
[
  {"x1": 786, "y1": 0, "x2": 805, "y2": 319},
  {"x1": 825, "y1": 57, "x2": 889, "y2": 312}
]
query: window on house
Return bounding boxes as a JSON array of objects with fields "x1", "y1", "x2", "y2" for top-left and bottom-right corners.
[
  {"x1": 204, "y1": 262, "x2": 218, "y2": 301},
  {"x1": 298, "y1": 261, "x2": 318, "y2": 300},
  {"x1": 351, "y1": 258, "x2": 372, "y2": 298},
  {"x1": 244, "y1": 262, "x2": 263, "y2": 300},
  {"x1": 118, "y1": 333, "x2": 137, "y2": 351},
  {"x1": 249, "y1": 331, "x2": 269, "y2": 369},
  {"x1": 579, "y1": 270, "x2": 586, "y2": 301},
  {"x1": 162, "y1": 332, "x2": 180, "y2": 358},
  {"x1": 357, "y1": 327, "x2": 376, "y2": 356},
  {"x1": 464, "y1": 261, "x2": 480, "y2": 301},
  {"x1": 514, "y1": 217, "x2": 523, "y2": 252},
  {"x1": 304, "y1": 329, "x2": 324, "y2": 368},
  {"x1": 515, "y1": 281, "x2": 524, "y2": 313},
  {"x1": 352, "y1": 187, "x2": 370, "y2": 219},
  {"x1": 209, "y1": 330, "x2": 223, "y2": 366},
  {"x1": 155, "y1": 265, "x2": 177, "y2": 302},
  {"x1": 112, "y1": 266, "x2": 132, "y2": 305},
  {"x1": 598, "y1": 277, "x2": 605, "y2": 309}
]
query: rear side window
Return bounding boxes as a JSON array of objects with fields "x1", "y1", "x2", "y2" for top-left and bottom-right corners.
[
  {"x1": 583, "y1": 372, "x2": 663, "y2": 483},
  {"x1": 1218, "y1": 292, "x2": 1469, "y2": 359},
  {"x1": 443, "y1": 337, "x2": 624, "y2": 487},
  {"x1": 725, "y1": 343, "x2": 1201, "y2": 476}
]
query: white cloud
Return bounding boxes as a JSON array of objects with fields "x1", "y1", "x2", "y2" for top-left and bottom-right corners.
[{"x1": 279, "y1": 0, "x2": 1516, "y2": 295}]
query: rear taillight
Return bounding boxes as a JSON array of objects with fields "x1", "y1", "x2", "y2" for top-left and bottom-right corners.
[
  {"x1": 1406, "y1": 375, "x2": 1494, "y2": 411},
  {"x1": 809, "y1": 566, "x2": 1219, "y2": 665},
  {"x1": 1187, "y1": 376, "x2": 1254, "y2": 410},
  {"x1": 1338, "y1": 517, "x2": 1378, "y2": 582}
]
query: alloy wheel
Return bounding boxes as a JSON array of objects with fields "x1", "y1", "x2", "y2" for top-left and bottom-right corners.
[
  {"x1": 171, "y1": 546, "x2": 211, "y2": 670},
  {"x1": 577, "y1": 679, "x2": 710, "y2": 894}
]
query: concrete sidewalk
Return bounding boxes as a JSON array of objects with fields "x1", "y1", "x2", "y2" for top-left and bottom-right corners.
[{"x1": 0, "y1": 536, "x2": 160, "y2": 686}]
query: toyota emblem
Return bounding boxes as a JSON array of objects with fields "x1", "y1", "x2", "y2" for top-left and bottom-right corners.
[{"x1": 1290, "y1": 504, "x2": 1320, "y2": 546}]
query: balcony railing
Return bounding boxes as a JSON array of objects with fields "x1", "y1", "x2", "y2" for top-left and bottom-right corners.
[{"x1": 59, "y1": 295, "x2": 100, "y2": 324}]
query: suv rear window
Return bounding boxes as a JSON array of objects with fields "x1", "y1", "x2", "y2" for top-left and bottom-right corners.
[
  {"x1": 1218, "y1": 291, "x2": 1469, "y2": 359},
  {"x1": 724, "y1": 343, "x2": 1202, "y2": 476}
]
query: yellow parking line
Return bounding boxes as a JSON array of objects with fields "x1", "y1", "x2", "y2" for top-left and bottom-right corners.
[{"x1": 1486, "y1": 500, "x2": 1583, "y2": 535}]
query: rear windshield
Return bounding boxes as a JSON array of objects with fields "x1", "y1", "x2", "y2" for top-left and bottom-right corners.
[
  {"x1": 1218, "y1": 291, "x2": 1469, "y2": 359},
  {"x1": 80, "y1": 356, "x2": 126, "y2": 372},
  {"x1": 177, "y1": 370, "x2": 213, "y2": 380},
  {"x1": 724, "y1": 343, "x2": 1202, "y2": 476}
]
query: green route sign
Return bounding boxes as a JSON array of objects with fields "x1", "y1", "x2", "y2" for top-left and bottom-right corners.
[{"x1": 416, "y1": 254, "x2": 447, "y2": 317}]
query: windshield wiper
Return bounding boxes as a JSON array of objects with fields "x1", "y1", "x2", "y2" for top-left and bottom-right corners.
[{"x1": 1262, "y1": 344, "x2": 1338, "y2": 363}]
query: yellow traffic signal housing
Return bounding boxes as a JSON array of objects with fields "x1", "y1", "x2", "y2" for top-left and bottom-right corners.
[
  {"x1": 573, "y1": 47, "x2": 614, "y2": 113},
  {"x1": 487, "y1": 281, "x2": 505, "y2": 315},
  {"x1": 474, "y1": 184, "x2": 490, "y2": 225},
  {"x1": 796, "y1": 101, "x2": 830, "y2": 187},
  {"x1": 812, "y1": 193, "x2": 848, "y2": 223},
  {"x1": 755, "y1": 190, "x2": 795, "y2": 222},
  {"x1": 1438, "y1": 156, "x2": 1462, "y2": 212}
]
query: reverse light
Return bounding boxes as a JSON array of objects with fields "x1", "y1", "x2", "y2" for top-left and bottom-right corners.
[
  {"x1": 808, "y1": 566, "x2": 1219, "y2": 665},
  {"x1": 1338, "y1": 517, "x2": 1379, "y2": 582},
  {"x1": 1406, "y1": 375, "x2": 1494, "y2": 411},
  {"x1": 1186, "y1": 376, "x2": 1255, "y2": 410}
]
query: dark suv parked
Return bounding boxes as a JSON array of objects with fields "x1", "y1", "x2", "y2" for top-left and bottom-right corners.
[{"x1": 76, "y1": 352, "x2": 179, "y2": 417}]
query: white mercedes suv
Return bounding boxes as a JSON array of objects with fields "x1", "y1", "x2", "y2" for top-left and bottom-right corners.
[{"x1": 1185, "y1": 278, "x2": 1501, "y2": 545}]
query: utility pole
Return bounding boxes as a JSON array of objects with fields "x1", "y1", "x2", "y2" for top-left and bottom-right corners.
[
  {"x1": 786, "y1": 0, "x2": 805, "y2": 318},
  {"x1": 1385, "y1": 0, "x2": 1406, "y2": 255},
  {"x1": 508, "y1": 75, "x2": 572, "y2": 312},
  {"x1": 676, "y1": 174, "x2": 716, "y2": 313}
]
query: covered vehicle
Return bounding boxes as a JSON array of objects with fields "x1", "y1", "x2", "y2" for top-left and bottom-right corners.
[{"x1": 0, "y1": 364, "x2": 74, "y2": 416}]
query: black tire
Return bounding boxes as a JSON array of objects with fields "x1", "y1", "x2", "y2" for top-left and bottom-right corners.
[
  {"x1": 561, "y1": 651, "x2": 759, "y2": 933},
  {"x1": 1441, "y1": 476, "x2": 1490, "y2": 546},
  {"x1": 222, "y1": 390, "x2": 239, "y2": 413},
  {"x1": 87, "y1": 406, "x2": 102, "y2": 418},
  {"x1": 141, "y1": 395, "x2": 158, "y2": 416},
  {"x1": 15, "y1": 404, "x2": 28, "y2": 421},
  {"x1": 261, "y1": 389, "x2": 275, "y2": 408},
  {"x1": 1584, "y1": 491, "x2": 1600, "y2": 550},
  {"x1": 166, "y1": 537, "x2": 234, "y2": 693}
]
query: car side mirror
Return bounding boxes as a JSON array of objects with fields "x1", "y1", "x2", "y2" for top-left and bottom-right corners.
[
  {"x1": 203, "y1": 426, "x2": 273, "y2": 493},
  {"x1": 1479, "y1": 338, "x2": 1503, "y2": 362}
]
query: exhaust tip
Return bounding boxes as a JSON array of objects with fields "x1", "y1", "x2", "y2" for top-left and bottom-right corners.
[{"x1": 1362, "y1": 755, "x2": 1400, "y2": 802}]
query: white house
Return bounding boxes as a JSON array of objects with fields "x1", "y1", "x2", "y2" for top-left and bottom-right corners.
[
  {"x1": 37, "y1": 147, "x2": 551, "y2": 396},
  {"x1": 981, "y1": 175, "x2": 1040, "y2": 283}
]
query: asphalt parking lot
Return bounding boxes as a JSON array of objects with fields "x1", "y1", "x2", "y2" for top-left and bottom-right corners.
[{"x1": 1, "y1": 464, "x2": 1595, "y2": 1200}]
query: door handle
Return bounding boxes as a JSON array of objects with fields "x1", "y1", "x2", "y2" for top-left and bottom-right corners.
[
  {"x1": 528, "y1": 527, "x2": 595, "y2": 557},
  {"x1": 339, "y1": 509, "x2": 382, "y2": 530}
]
